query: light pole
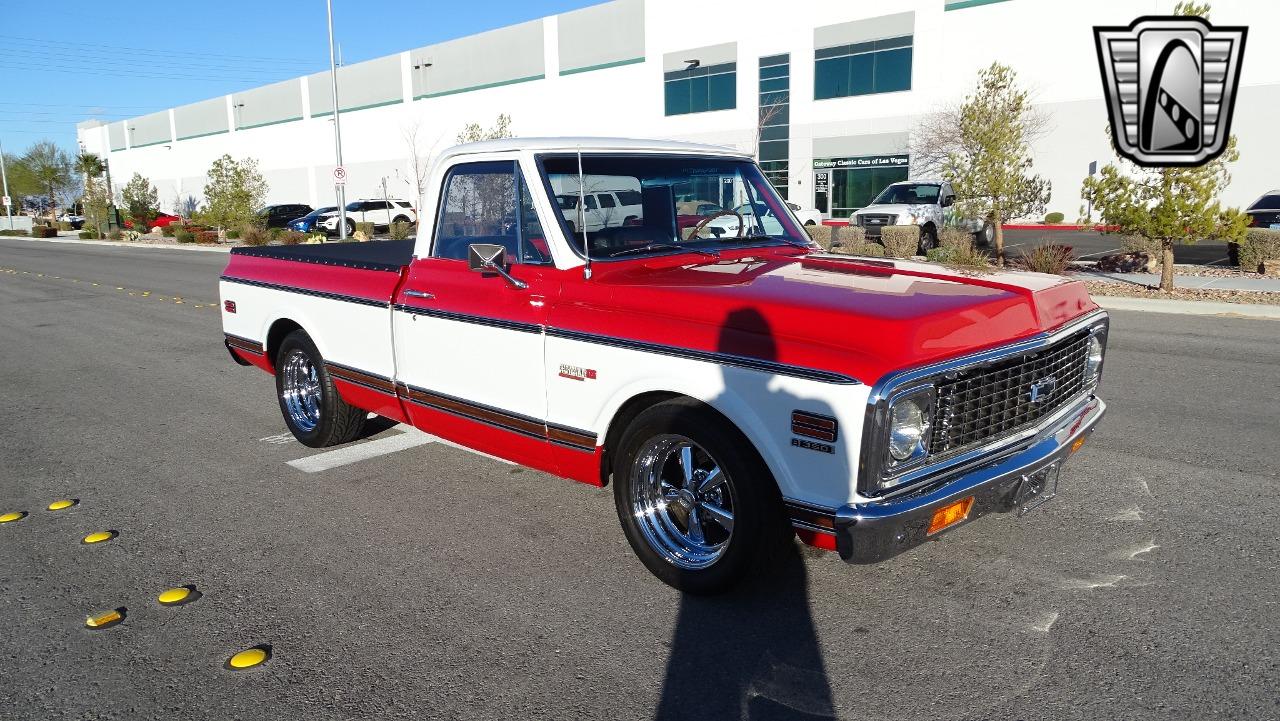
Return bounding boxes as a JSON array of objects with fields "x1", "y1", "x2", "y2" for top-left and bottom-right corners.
[
  {"x1": 0, "y1": 137, "x2": 12, "y2": 230},
  {"x1": 326, "y1": 0, "x2": 347, "y2": 241}
]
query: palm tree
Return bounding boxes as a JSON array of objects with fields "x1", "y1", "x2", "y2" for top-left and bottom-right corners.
[{"x1": 76, "y1": 152, "x2": 108, "y2": 232}]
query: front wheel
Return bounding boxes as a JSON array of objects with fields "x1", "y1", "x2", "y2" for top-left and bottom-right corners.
[
  {"x1": 613, "y1": 400, "x2": 785, "y2": 594},
  {"x1": 344, "y1": 218, "x2": 356, "y2": 237},
  {"x1": 275, "y1": 330, "x2": 366, "y2": 447},
  {"x1": 919, "y1": 224, "x2": 938, "y2": 253}
]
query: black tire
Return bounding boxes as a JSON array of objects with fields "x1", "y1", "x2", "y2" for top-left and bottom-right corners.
[
  {"x1": 804, "y1": 220, "x2": 816, "y2": 226},
  {"x1": 919, "y1": 223, "x2": 938, "y2": 254},
  {"x1": 612, "y1": 399, "x2": 787, "y2": 594},
  {"x1": 274, "y1": 330, "x2": 365, "y2": 448},
  {"x1": 975, "y1": 221, "x2": 994, "y2": 247},
  {"x1": 392, "y1": 215, "x2": 410, "y2": 225}
]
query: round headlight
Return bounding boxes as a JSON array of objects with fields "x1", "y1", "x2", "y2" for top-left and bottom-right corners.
[
  {"x1": 888, "y1": 398, "x2": 930, "y2": 462},
  {"x1": 1086, "y1": 334, "x2": 1104, "y2": 382}
]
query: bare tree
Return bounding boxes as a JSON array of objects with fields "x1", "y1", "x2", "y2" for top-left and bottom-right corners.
[
  {"x1": 910, "y1": 100, "x2": 1051, "y2": 178},
  {"x1": 402, "y1": 118, "x2": 447, "y2": 205}
]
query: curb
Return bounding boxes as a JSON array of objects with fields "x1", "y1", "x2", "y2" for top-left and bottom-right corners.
[
  {"x1": 1094, "y1": 295, "x2": 1280, "y2": 320},
  {"x1": 6, "y1": 236, "x2": 232, "y2": 253}
]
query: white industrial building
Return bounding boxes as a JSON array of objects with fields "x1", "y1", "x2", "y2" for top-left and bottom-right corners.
[{"x1": 77, "y1": 0, "x2": 1279, "y2": 221}]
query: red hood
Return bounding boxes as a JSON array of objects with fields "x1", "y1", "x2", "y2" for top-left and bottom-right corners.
[{"x1": 553, "y1": 249, "x2": 1098, "y2": 384}]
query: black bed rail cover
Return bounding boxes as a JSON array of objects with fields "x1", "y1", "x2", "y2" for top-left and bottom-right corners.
[{"x1": 230, "y1": 238, "x2": 415, "y2": 272}]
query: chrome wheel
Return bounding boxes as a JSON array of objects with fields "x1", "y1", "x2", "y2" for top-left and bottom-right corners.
[
  {"x1": 629, "y1": 435, "x2": 736, "y2": 570},
  {"x1": 280, "y1": 350, "x2": 322, "y2": 433}
]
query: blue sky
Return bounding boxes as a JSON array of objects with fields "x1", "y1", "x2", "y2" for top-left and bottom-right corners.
[{"x1": 0, "y1": 0, "x2": 601, "y2": 156}]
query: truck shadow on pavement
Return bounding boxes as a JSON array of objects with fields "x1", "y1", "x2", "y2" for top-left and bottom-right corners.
[{"x1": 655, "y1": 307, "x2": 839, "y2": 721}]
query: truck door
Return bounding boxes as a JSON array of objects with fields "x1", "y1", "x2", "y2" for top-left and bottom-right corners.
[{"x1": 392, "y1": 160, "x2": 556, "y2": 470}]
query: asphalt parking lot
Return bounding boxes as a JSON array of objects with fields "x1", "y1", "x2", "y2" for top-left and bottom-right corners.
[
  {"x1": 1, "y1": 237, "x2": 1276, "y2": 720},
  {"x1": 1000, "y1": 229, "x2": 1232, "y2": 265}
]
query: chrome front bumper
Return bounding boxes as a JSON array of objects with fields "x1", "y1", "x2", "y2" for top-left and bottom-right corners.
[{"x1": 834, "y1": 395, "x2": 1105, "y2": 563}]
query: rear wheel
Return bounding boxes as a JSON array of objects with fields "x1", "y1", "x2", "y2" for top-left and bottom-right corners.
[
  {"x1": 275, "y1": 331, "x2": 365, "y2": 448},
  {"x1": 392, "y1": 215, "x2": 410, "y2": 225},
  {"x1": 613, "y1": 400, "x2": 785, "y2": 594},
  {"x1": 975, "y1": 221, "x2": 994, "y2": 247},
  {"x1": 344, "y1": 218, "x2": 356, "y2": 236},
  {"x1": 919, "y1": 223, "x2": 938, "y2": 253}
]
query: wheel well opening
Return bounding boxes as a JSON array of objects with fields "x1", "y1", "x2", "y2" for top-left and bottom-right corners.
[
  {"x1": 599, "y1": 392, "x2": 765, "y2": 489},
  {"x1": 265, "y1": 319, "x2": 303, "y2": 366}
]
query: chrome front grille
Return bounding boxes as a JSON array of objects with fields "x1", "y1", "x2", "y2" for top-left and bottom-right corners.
[
  {"x1": 929, "y1": 332, "x2": 1091, "y2": 456},
  {"x1": 858, "y1": 214, "x2": 897, "y2": 228}
]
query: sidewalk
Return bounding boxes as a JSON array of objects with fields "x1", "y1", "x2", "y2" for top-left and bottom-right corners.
[{"x1": 1078, "y1": 270, "x2": 1280, "y2": 292}]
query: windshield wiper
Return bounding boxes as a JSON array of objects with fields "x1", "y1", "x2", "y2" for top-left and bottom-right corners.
[{"x1": 610, "y1": 243, "x2": 720, "y2": 259}]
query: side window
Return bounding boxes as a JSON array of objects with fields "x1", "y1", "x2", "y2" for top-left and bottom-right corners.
[
  {"x1": 598, "y1": 193, "x2": 616, "y2": 209},
  {"x1": 584, "y1": 195, "x2": 598, "y2": 211},
  {"x1": 433, "y1": 161, "x2": 547, "y2": 264}
]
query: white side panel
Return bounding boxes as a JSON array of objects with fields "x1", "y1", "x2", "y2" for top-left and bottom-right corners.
[
  {"x1": 545, "y1": 335, "x2": 869, "y2": 509},
  {"x1": 394, "y1": 315, "x2": 546, "y2": 421},
  {"x1": 219, "y1": 281, "x2": 396, "y2": 379}
]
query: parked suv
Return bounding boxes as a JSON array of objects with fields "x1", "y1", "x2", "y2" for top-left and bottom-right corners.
[
  {"x1": 851, "y1": 181, "x2": 994, "y2": 251},
  {"x1": 319, "y1": 200, "x2": 417, "y2": 235},
  {"x1": 1246, "y1": 190, "x2": 1280, "y2": 229},
  {"x1": 557, "y1": 190, "x2": 643, "y2": 233},
  {"x1": 259, "y1": 204, "x2": 314, "y2": 229}
]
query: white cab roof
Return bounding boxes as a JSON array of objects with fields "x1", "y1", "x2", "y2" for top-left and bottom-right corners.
[{"x1": 438, "y1": 137, "x2": 753, "y2": 160}]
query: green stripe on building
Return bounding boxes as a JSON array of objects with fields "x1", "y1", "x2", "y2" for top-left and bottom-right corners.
[
  {"x1": 945, "y1": 0, "x2": 1013, "y2": 10},
  {"x1": 311, "y1": 98, "x2": 404, "y2": 118},
  {"x1": 239, "y1": 116, "x2": 305, "y2": 131},
  {"x1": 559, "y1": 57, "x2": 644, "y2": 76},
  {"x1": 416, "y1": 74, "x2": 544, "y2": 100},
  {"x1": 175, "y1": 129, "x2": 230, "y2": 142}
]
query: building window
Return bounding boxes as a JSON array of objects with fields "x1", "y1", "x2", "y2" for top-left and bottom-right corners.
[
  {"x1": 814, "y1": 36, "x2": 912, "y2": 100},
  {"x1": 758, "y1": 54, "x2": 790, "y2": 199},
  {"x1": 813, "y1": 155, "x2": 910, "y2": 219},
  {"x1": 664, "y1": 62, "x2": 736, "y2": 116}
]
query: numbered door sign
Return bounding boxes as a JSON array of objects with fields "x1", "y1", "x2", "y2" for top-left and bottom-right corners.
[{"x1": 333, "y1": 166, "x2": 347, "y2": 185}]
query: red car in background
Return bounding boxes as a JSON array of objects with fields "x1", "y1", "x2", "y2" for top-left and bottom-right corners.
[{"x1": 121, "y1": 213, "x2": 182, "y2": 231}]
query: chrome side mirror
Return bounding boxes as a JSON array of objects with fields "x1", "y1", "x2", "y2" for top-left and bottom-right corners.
[{"x1": 467, "y1": 243, "x2": 527, "y2": 289}]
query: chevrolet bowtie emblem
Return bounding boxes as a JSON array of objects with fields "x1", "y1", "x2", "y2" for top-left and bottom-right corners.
[
  {"x1": 1094, "y1": 15, "x2": 1247, "y2": 167},
  {"x1": 1028, "y1": 377, "x2": 1058, "y2": 404}
]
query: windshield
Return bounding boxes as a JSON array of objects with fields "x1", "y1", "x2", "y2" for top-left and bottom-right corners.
[
  {"x1": 540, "y1": 154, "x2": 810, "y2": 259},
  {"x1": 872, "y1": 183, "x2": 941, "y2": 205},
  {"x1": 1249, "y1": 194, "x2": 1280, "y2": 211}
]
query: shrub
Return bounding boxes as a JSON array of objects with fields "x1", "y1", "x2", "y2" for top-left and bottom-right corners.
[
  {"x1": 833, "y1": 225, "x2": 865, "y2": 249},
  {"x1": 175, "y1": 229, "x2": 196, "y2": 244},
  {"x1": 196, "y1": 230, "x2": 219, "y2": 244},
  {"x1": 240, "y1": 226, "x2": 270, "y2": 246},
  {"x1": 390, "y1": 221, "x2": 413, "y2": 241},
  {"x1": 306, "y1": 233, "x2": 326, "y2": 244},
  {"x1": 225, "y1": 229, "x2": 241, "y2": 240},
  {"x1": 804, "y1": 223, "x2": 833, "y2": 249},
  {"x1": 30, "y1": 225, "x2": 58, "y2": 238},
  {"x1": 280, "y1": 230, "x2": 307, "y2": 245},
  {"x1": 122, "y1": 230, "x2": 142, "y2": 242},
  {"x1": 830, "y1": 242, "x2": 886, "y2": 258},
  {"x1": 57, "y1": 221, "x2": 73, "y2": 231},
  {"x1": 880, "y1": 226, "x2": 920, "y2": 258},
  {"x1": 1017, "y1": 243, "x2": 1075, "y2": 275},
  {"x1": 938, "y1": 227, "x2": 974, "y2": 251},
  {"x1": 0, "y1": 229, "x2": 27, "y2": 236},
  {"x1": 926, "y1": 243, "x2": 991, "y2": 270},
  {"x1": 1044, "y1": 211, "x2": 1065, "y2": 224},
  {"x1": 160, "y1": 224, "x2": 176, "y2": 237},
  {"x1": 355, "y1": 222, "x2": 375, "y2": 238},
  {"x1": 79, "y1": 229, "x2": 99, "y2": 240},
  {"x1": 1240, "y1": 229, "x2": 1280, "y2": 273},
  {"x1": 107, "y1": 229, "x2": 123, "y2": 241},
  {"x1": 268, "y1": 227, "x2": 285, "y2": 240}
]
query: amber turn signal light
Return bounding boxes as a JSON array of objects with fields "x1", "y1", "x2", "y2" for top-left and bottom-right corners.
[
  {"x1": 1070, "y1": 436, "x2": 1087, "y2": 454},
  {"x1": 927, "y1": 496, "x2": 974, "y2": 536}
]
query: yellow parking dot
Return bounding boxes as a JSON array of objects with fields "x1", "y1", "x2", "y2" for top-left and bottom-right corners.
[
  {"x1": 82, "y1": 530, "x2": 117, "y2": 544},
  {"x1": 227, "y1": 646, "x2": 270, "y2": 670},
  {"x1": 157, "y1": 585, "x2": 200, "y2": 606},
  {"x1": 0, "y1": 511, "x2": 27, "y2": 523},
  {"x1": 47, "y1": 499, "x2": 78, "y2": 511},
  {"x1": 85, "y1": 608, "x2": 125, "y2": 630}
]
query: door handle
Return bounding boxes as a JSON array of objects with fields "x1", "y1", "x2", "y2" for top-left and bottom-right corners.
[{"x1": 404, "y1": 289, "x2": 435, "y2": 300}]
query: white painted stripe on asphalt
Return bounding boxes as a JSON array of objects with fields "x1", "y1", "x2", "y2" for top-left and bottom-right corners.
[
  {"x1": 287, "y1": 428, "x2": 436, "y2": 473},
  {"x1": 286, "y1": 426, "x2": 513, "y2": 473}
]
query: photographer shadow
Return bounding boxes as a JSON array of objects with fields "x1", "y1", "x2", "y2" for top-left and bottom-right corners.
[{"x1": 655, "y1": 307, "x2": 840, "y2": 721}]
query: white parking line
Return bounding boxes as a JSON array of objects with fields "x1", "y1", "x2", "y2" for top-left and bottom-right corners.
[{"x1": 286, "y1": 427, "x2": 512, "y2": 473}]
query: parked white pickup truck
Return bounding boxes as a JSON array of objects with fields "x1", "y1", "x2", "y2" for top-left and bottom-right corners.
[
  {"x1": 851, "y1": 180, "x2": 995, "y2": 252},
  {"x1": 220, "y1": 138, "x2": 1107, "y2": 594}
]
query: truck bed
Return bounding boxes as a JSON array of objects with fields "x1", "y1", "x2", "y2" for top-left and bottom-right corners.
[{"x1": 229, "y1": 238, "x2": 415, "y2": 273}]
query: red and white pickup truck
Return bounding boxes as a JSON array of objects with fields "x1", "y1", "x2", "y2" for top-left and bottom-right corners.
[{"x1": 220, "y1": 138, "x2": 1107, "y2": 593}]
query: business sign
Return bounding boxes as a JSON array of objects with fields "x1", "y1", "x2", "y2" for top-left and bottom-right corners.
[
  {"x1": 814, "y1": 172, "x2": 829, "y2": 192},
  {"x1": 813, "y1": 154, "x2": 909, "y2": 170}
]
